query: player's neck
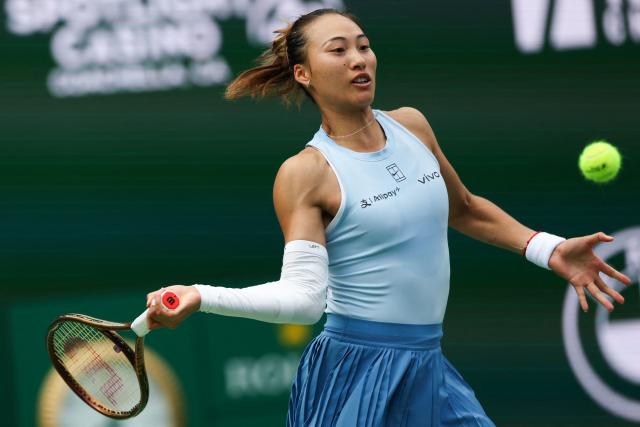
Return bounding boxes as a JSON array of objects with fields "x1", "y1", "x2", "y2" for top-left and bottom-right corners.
[{"x1": 321, "y1": 107, "x2": 385, "y2": 151}]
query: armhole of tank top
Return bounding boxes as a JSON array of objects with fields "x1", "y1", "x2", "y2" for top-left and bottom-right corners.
[
  {"x1": 376, "y1": 110, "x2": 442, "y2": 171},
  {"x1": 305, "y1": 144, "x2": 347, "y2": 236}
]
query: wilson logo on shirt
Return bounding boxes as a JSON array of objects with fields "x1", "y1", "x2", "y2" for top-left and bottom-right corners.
[
  {"x1": 418, "y1": 171, "x2": 441, "y2": 184},
  {"x1": 386, "y1": 163, "x2": 406, "y2": 182}
]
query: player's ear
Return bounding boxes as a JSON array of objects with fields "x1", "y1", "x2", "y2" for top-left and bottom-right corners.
[{"x1": 293, "y1": 63, "x2": 311, "y2": 87}]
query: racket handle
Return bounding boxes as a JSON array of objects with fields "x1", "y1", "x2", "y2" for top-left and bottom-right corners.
[
  {"x1": 130, "y1": 291, "x2": 180, "y2": 337},
  {"x1": 131, "y1": 309, "x2": 150, "y2": 337}
]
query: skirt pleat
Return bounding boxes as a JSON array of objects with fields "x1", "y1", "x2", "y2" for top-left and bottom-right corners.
[{"x1": 287, "y1": 314, "x2": 495, "y2": 427}]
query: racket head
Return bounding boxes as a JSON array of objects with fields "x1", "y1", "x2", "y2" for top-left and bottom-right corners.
[{"x1": 46, "y1": 314, "x2": 149, "y2": 419}]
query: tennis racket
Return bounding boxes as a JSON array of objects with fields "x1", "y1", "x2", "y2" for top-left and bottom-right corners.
[{"x1": 46, "y1": 290, "x2": 180, "y2": 419}]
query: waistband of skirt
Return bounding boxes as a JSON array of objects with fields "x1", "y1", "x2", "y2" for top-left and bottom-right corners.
[{"x1": 322, "y1": 313, "x2": 442, "y2": 350}]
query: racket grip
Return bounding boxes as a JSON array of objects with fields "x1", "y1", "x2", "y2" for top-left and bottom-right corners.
[
  {"x1": 130, "y1": 291, "x2": 179, "y2": 337},
  {"x1": 131, "y1": 309, "x2": 150, "y2": 337}
]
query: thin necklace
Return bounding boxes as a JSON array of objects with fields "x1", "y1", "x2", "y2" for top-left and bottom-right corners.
[{"x1": 325, "y1": 114, "x2": 377, "y2": 139}]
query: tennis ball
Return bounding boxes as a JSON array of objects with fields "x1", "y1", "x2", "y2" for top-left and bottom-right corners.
[{"x1": 578, "y1": 140, "x2": 622, "y2": 183}]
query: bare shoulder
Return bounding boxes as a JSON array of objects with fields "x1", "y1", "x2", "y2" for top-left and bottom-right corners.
[
  {"x1": 273, "y1": 147, "x2": 328, "y2": 244},
  {"x1": 384, "y1": 107, "x2": 436, "y2": 151},
  {"x1": 273, "y1": 146, "x2": 328, "y2": 207}
]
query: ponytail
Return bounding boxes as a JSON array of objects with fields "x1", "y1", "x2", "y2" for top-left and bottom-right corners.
[{"x1": 224, "y1": 23, "x2": 305, "y2": 108}]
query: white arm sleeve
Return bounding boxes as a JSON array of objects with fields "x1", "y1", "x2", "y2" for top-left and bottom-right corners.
[{"x1": 193, "y1": 240, "x2": 328, "y2": 325}]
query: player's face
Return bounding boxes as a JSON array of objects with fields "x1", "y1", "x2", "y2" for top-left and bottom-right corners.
[{"x1": 300, "y1": 14, "x2": 376, "y2": 110}]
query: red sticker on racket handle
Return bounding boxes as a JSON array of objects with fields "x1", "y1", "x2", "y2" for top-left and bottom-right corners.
[{"x1": 161, "y1": 291, "x2": 180, "y2": 310}]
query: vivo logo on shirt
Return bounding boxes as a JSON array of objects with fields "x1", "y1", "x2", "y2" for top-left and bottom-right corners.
[{"x1": 418, "y1": 171, "x2": 441, "y2": 184}]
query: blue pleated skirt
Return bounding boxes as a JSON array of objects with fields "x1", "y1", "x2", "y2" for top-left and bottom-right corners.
[{"x1": 287, "y1": 314, "x2": 495, "y2": 427}]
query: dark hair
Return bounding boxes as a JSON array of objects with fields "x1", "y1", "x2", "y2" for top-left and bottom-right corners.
[{"x1": 224, "y1": 8, "x2": 364, "y2": 108}]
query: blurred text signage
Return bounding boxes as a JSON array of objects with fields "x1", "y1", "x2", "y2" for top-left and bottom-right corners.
[
  {"x1": 512, "y1": 0, "x2": 640, "y2": 54},
  {"x1": 4, "y1": 0, "x2": 343, "y2": 97}
]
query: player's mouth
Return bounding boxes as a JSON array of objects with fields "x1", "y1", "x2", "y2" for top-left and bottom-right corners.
[{"x1": 351, "y1": 73, "x2": 372, "y2": 88}]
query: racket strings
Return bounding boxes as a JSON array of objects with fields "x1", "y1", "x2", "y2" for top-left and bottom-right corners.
[{"x1": 52, "y1": 321, "x2": 140, "y2": 413}]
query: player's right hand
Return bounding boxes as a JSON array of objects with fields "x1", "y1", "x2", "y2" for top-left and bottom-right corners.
[{"x1": 145, "y1": 285, "x2": 202, "y2": 330}]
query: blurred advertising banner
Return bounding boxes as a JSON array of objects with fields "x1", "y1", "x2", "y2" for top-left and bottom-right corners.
[
  {"x1": 512, "y1": 0, "x2": 640, "y2": 53},
  {"x1": 4, "y1": 0, "x2": 343, "y2": 96}
]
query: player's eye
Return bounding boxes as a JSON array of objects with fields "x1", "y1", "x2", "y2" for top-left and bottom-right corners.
[{"x1": 332, "y1": 47, "x2": 345, "y2": 53}]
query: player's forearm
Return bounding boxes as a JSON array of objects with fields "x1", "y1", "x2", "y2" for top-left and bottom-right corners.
[
  {"x1": 194, "y1": 240, "x2": 328, "y2": 325},
  {"x1": 448, "y1": 194, "x2": 536, "y2": 255}
]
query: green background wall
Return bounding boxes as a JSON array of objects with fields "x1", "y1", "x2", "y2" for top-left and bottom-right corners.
[{"x1": 2, "y1": 0, "x2": 639, "y2": 426}]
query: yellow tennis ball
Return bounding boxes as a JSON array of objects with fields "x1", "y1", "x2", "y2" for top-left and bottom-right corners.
[{"x1": 578, "y1": 140, "x2": 622, "y2": 183}]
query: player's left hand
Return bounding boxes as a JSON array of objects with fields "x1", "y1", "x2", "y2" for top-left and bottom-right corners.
[{"x1": 548, "y1": 232, "x2": 632, "y2": 313}]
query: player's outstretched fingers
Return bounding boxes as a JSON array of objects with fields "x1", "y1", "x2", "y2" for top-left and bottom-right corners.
[
  {"x1": 594, "y1": 275, "x2": 624, "y2": 304},
  {"x1": 594, "y1": 232, "x2": 614, "y2": 243},
  {"x1": 575, "y1": 286, "x2": 589, "y2": 313},
  {"x1": 599, "y1": 261, "x2": 632, "y2": 285},
  {"x1": 586, "y1": 282, "x2": 614, "y2": 312}
]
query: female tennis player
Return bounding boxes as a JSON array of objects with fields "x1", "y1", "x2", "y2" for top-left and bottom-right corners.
[{"x1": 143, "y1": 8, "x2": 631, "y2": 426}]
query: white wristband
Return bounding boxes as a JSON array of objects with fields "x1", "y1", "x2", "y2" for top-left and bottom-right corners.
[
  {"x1": 193, "y1": 240, "x2": 329, "y2": 324},
  {"x1": 524, "y1": 232, "x2": 566, "y2": 270}
]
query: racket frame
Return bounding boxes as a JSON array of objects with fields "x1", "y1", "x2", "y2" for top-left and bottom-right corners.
[{"x1": 46, "y1": 313, "x2": 150, "y2": 419}]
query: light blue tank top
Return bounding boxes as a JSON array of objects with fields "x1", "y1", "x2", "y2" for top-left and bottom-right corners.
[{"x1": 306, "y1": 109, "x2": 450, "y2": 325}]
